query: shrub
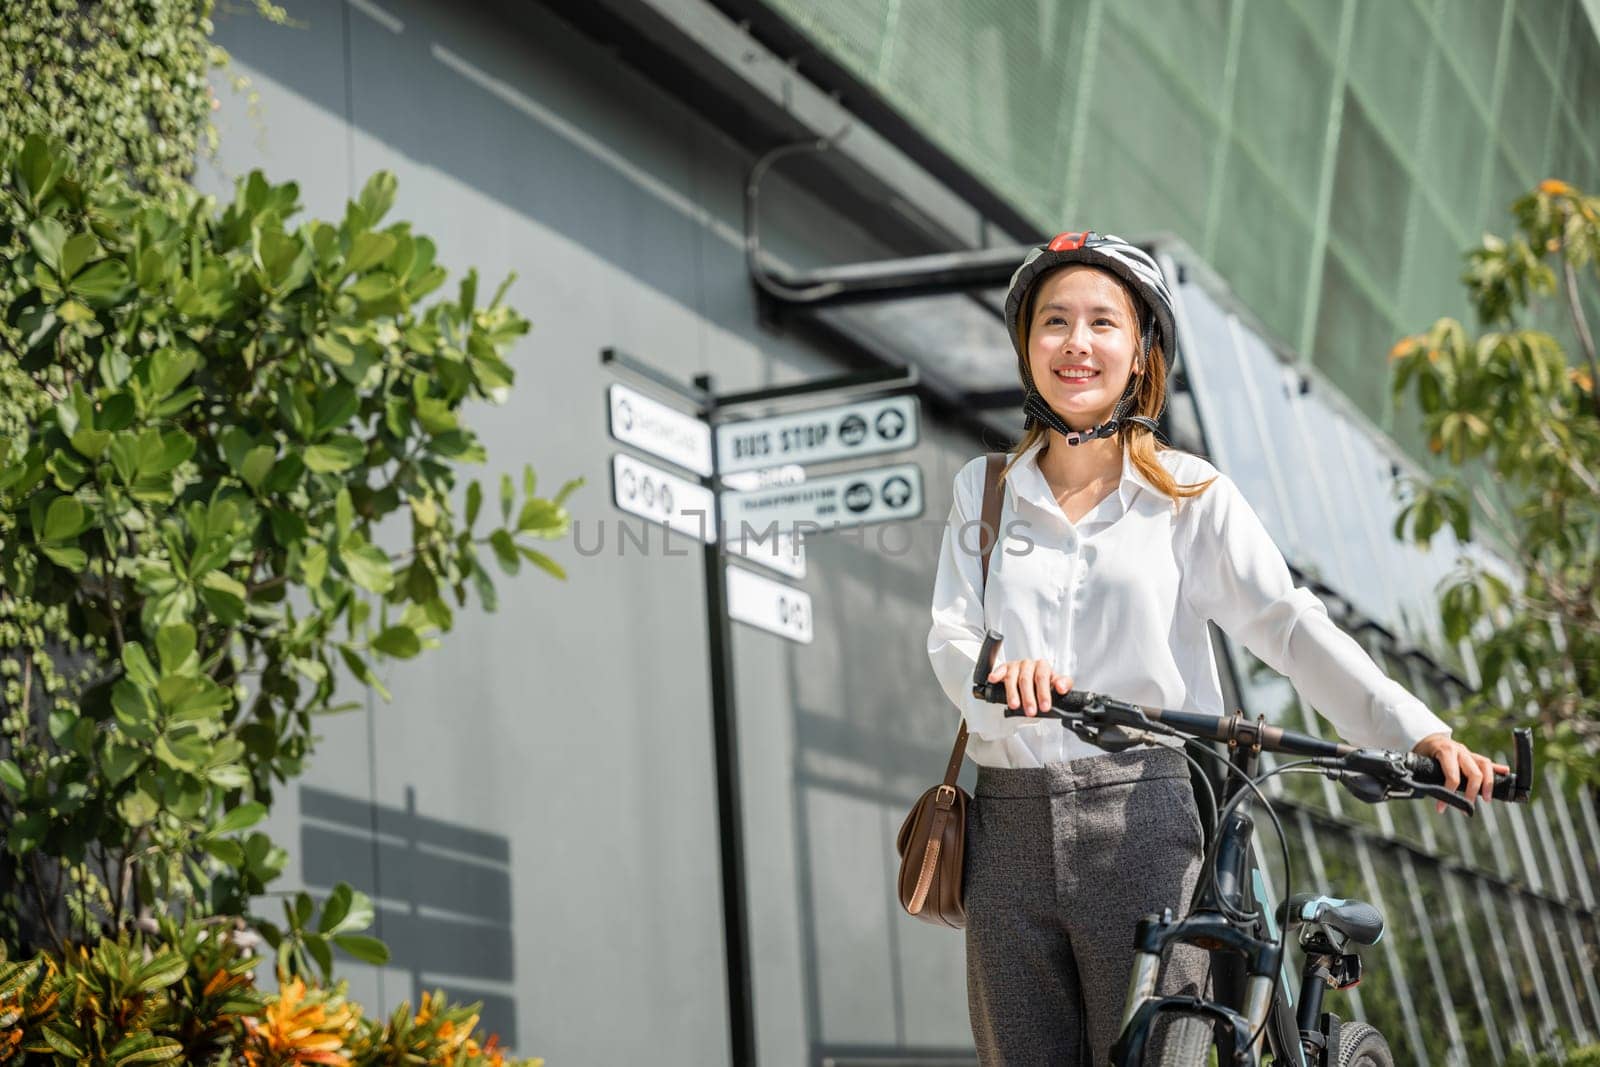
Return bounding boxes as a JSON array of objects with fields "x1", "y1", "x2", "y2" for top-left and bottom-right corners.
[{"x1": 0, "y1": 132, "x2": 579, "y2": 949}]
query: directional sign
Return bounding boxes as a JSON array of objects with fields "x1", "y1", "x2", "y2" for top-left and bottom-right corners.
[
  {"x1": 715, "y1": 394, "x2": 918, "y2": 474},
  {"x1": 610, "y1": 453, "x2": 716, "y2": 543},
  {"x1": 720, "y1": 462, "x2": 923, "y2": 532},
  {"x1": 726, "y1": 564, "x2": 813, "y2": 644},
  {"x1": 725, "y1": 528, "x2": 806, "y2": 579},
  {"x1": 721, "y1": 463, "x2": 806, "y2": 493},
  {"x1": 608, "y1": 383, "x2": 713, "y2": 477}
]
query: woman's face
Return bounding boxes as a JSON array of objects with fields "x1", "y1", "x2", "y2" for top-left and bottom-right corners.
[{"x1": 1025, "y1": 265, "x2": 1141, "y2": 431}]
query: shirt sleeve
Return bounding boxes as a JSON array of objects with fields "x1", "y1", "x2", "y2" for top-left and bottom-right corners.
[
  {"x1": 1181, "y1": 473, "x2": 1452, "y2": 753},
  {"x1": 926, "y1": 461, "x2": 1018, "y2": 742}
]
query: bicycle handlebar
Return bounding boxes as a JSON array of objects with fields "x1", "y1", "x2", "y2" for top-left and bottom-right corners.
[{"x1": 969, "y1": 630, "x2": 1535, "y2": 812}]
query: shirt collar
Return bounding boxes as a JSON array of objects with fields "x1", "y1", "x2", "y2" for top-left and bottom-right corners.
[{"x1": 1008, "y1": 436, "x2": 1161, "y2": 521}]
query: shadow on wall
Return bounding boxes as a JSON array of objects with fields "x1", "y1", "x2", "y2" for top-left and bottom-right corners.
[
  {"x1": 299, "y1": 785, "x2": 519, "y2": 1046},
  {"x1": 209, "y1": 0, "x2": 741, "y2": 326}
]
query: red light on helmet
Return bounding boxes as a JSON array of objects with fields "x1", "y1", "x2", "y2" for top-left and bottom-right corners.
[{"x1": 1047, "y1": 231, "x2": 1096, "y2": 251}]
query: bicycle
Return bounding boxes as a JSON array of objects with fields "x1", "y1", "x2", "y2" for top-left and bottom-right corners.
[{"x1": 968, "y1": 629, "x2": 1535, "y2": 1066}]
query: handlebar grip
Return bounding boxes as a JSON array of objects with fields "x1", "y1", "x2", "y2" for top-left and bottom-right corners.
[
  {"x1": 971, "y1": 630, "x2": 1004, "y2": 690},
  {"x1": 1408, "y1": 728, "x2": 1534, "y2": 803}
]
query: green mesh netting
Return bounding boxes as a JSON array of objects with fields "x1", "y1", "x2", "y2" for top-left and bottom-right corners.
[{"x1": 760, "y1": 0, "x2": 1600, "y2": 446}]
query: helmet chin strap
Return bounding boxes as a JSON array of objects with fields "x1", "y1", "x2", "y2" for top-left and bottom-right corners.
[{"x1": 1022, "y1": 327, "x2": 1160, "y2": 446}]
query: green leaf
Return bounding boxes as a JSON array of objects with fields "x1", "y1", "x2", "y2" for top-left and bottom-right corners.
[
  {"x1": 70, "y1": 258, "x2": 130, "y2": 305},
  {"x1": 335, "y1": 488, "x2": 354, "y2": 541},
  {"x1": 38, "y1": 543, "x2": 87, "y2": 571},
  {"x1": 313, "y1": 384, "x2": 358, "y2": 436},
  {"x1": 40, "y1": 1023, "x2": 85, "y2": 1058},
  {"x1": 318, "y1": 883, "x2": 354, "y2": 934},
  {"x1": 552, "y1": 476, "x2": 584, "y2": 507},
  {"x1": 99, "y1": 745, "x2": 143, "y2": 786},
  {"x1": 349, "y1": 271, "x2": 399, "y2": 304},
  {"x1": 156, "y1": 622, "x2": 197, "y2": 674},
  {"x1": 357, "y1": 171, "x2": 398, "y2": 227},
  {"x1": 338, "y1": 646, "x2": 391, "y2": 701},
  {"x1": 408, "y1": 493, "x2": 438, "y2": 528},
  {"x1": 206, "y1": 764, "x2": 251, "y2": 789},
  {"x1": 345, "y1": 230, "x2": 397, "y2": 274},
  {"x1": 490, "y1": 528, "x2": 519, "y2": 575},
  {"x1": 14, "y1": 135, "x2": 66, "y2": 206},
  {"x1": 199, "y1": 571, "x2": 248, "y2": 624},
  {"x1": 122, "y1": 641, "x2": 159, "y2": 689},
  {"x1": 134, "y1": 950, "x2": 188, "y2": 992},
  {"x1": 118, "y1": 789, "x2": 160, "y2": 827},
  {"x1": 518, "y1": 545, "x2": 567, "y2": 580},
  {"x1": 59, "y1": 232, "x2": 101, "y2": 280},
  {"x1": 202, "y1": 838, "x2": 245, "y2": 866},
  {"x1": 516, "y1": 499, "x2": 567, "y2": 537},
  {"x1": 69, "y1": 427, "x2": 112, "y2": 459},
  {"x1": 340, "y1": 540, "x2": 394, "y2": 593},
  {"x1": 304, "y1": 435, "x2": 364, "y2": 473},
  {"x1": 500, "y1": 472, "x2": 514, "y2": 521},
  {"x1": 333, "y1": 934, "x2": 390, "y2": 965},
  {"x1": 0, "y1": 760, "x2": 25, "y2": 796},
  {"x1": 110, "y1": 1032, "x2": 184, "y2": 1066},
  {"x1": 161, "y1": 674, "x2": 232, "y2": 721},
  {"x1": 25, "y1": 217, "x2": 67, "y2": 274},
  {"x1": 112, "y1": 679, "x2": 155, "y2": 732},
  {"x1": 303, "y1": 543, "x2": 330, "y2": 587},
  {"x1": 466, "y1": 481, "x2": 483, "y2": 528},
  {"x1": 41, "y1": 495, "x2": 88, "y2": 542},
  {"x1": 239, "y1": 445, "x2": 276, "y2": 489},
  {"x1": 311, "y1": 332, "x2": 356, "y2": 366},
  {"x1": 304, "y1": 933, "x2": 334, "y2": 978},
  {"x1": 371, "y1": 625, "x2": 421, "y2": 659}
]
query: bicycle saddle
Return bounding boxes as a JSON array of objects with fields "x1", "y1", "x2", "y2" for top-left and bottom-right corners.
[{"x1": 1283, "y1": 893, "x2": 1384, "y2": 945}]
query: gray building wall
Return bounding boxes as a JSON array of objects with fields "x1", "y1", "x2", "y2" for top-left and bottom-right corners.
[
  {"x1": 202, "y1": 1, "x2": 974, "y2": 1064},
  {"x1": 198, "y1": 3, "x2": 1600, "y2": 1066}
]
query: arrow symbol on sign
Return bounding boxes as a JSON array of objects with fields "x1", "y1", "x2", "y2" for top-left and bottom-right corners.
[{"x1": 881, "y1": 475, "x2": 912, "y2": 509}]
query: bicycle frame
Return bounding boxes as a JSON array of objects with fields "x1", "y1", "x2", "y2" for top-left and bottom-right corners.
[{"x1": 1110, "y1": 746, "x2": 1369, "y2": 1067}]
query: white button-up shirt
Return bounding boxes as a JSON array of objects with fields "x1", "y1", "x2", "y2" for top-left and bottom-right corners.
[{"x1": 926, "y1": 438, "x2": 1452, "y2": 769}]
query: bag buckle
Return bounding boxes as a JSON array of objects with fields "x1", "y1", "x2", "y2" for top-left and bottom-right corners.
[{"x1": 934, "y1": 785, "x2": 957, "y2": 808}]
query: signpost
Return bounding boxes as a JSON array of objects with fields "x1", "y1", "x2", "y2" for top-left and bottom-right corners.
[
  {"x1": 726, "y1": 565, "x2": 813, "y2": 644},
  {"x1": 725, "y1": 529, "x2": 806, "y2": 579},
  {"x1": 607, "y1": 382, "x2": 713, "y2": 476},
  {"x1": 715, "y1": 393, "x2": 918, "y2": 474},
  {"x1": 720, "y1": 462, "x2": 923, "y2": 532},
  {"x1": 600, "y1": 349, "x2": 921, "y2": 1067},
  {"x1": 609, "y1": 453, "x2": 716, "y2": 542}
]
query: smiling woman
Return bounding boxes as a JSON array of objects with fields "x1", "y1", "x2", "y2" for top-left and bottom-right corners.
[{"x1": 923, "y1": 230, "x2": 1506, "y2": 1067}]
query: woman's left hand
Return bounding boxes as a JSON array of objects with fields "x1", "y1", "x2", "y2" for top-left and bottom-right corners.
[{"x1": 1412, "y1": 732, "x2": 1511, "y2": 814}]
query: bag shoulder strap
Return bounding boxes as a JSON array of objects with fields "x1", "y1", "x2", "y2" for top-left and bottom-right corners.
[{"x1": 942, "y1": 452, "x2": 1006, "y2": 783}]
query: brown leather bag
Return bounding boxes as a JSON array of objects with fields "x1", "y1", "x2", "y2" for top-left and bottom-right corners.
[{"x1": 897, "y1": 452, "x2": 1005, "y2": 928}]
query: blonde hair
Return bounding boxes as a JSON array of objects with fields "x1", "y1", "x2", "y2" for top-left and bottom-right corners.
[{"x1": 1000, "y1": 264, "x2": 1215, "y2": 504}]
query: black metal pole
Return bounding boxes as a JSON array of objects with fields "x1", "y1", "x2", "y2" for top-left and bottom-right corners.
[{"x1": 697, "y1": 375, "x2": 758, "y2": 1067}]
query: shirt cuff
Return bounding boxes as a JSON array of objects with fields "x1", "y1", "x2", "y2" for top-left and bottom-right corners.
[{"x1": 1372, "y1": 691, "x2": 1452, "y2": 754}]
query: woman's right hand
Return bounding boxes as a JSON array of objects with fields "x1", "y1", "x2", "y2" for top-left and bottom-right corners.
[{"x1": 986, "y1": 658, "x2": 1073, "y2": 717}]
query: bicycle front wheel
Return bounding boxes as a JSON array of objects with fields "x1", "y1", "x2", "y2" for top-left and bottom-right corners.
[
  {"x1": 1146, "y1": 1015, "x2": 1214, "y2": 1067},
  {"x1": 1336, "y1": 1022, "x2": 1395, "y2": 1067}
]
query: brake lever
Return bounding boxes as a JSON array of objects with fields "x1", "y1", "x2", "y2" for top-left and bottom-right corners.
[
  {"x1": 1329, "y1": 762, "x2": 1476, "y2": 816},
  {"x1": 1400, "y1": 779, "x2": 1477, "y2": 817}
]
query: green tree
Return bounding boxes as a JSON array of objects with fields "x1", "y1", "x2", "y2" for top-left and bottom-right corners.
[
  {"x1": 1389, "y1": 178, "x2": 1599, "y2": 784},
  {"x1": 0, "y1": 133, "x2": 579, "y2": 952}
]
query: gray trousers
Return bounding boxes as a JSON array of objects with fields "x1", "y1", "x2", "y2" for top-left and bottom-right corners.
[{"x1": 963, "y1": 745, "x2": 1211, "y2": 1066}]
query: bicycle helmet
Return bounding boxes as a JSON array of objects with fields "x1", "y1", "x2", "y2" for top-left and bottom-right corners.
[{"x1": 1003, "y1": 231, "x2": 1177, "y2": 445}]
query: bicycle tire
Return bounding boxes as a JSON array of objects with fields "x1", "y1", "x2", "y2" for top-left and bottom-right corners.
[
  {"x1": 1146, "y1": 1015, "x2": 1213, "y2": 1067},
  {"x1": 1336, "y1": 1022, "x2": 1395, "y2": 1067}
]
